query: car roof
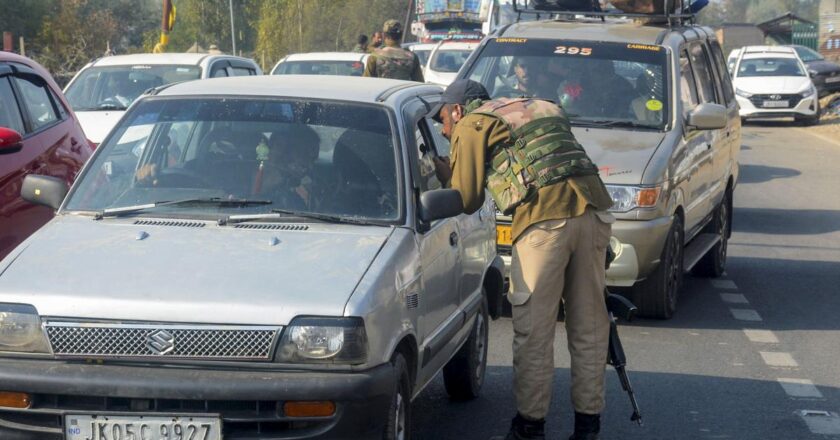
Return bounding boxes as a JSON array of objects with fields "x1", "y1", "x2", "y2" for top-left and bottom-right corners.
[
  {"x1": 741, "y1": 46, "x2": 796, "y2": 55},
  {"x1": 281, "y1": 52, "x2": 367, "y2": 62},
  {"x1": 89, "y1": 53, "x2": 245, "y2": 67},
  {"x1": 156, "y1": 75, "x2": 441, "y2": 104},
  {"x1": 499, "y1": 19, "x2": 671, "y2": 45}
]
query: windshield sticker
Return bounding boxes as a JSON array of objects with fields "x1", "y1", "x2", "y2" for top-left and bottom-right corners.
[
  {"x1": 599, "y1": 166, "x2": 633, "y2": 177},
  {"x1": 176, "y1": 68, "x2": 191, "y2": 72},
  {"x1": 131, "y1": 65, "x2": 153, "y2": 70},
  {"x1": 554, "y1": 46, "x2": 592, "y2": 56},
  {"x1": 627, "y1": 44, "x2": 662, "y2": 52},
  {"x1": 646, "y1": 99, "x2": 664, "y2": 112},
  {"x1": 496, "y1": 38, "x2": 528, "y2": 43}
]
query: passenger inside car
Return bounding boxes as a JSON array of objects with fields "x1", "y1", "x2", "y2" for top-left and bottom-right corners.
[{"x1": 260, "y1": 125, "x2": 320, "y2": 210}]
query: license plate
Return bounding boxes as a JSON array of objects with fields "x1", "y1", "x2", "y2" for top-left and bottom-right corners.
[
  {"x1": 826, "y1": 76, "x2": 840, "y2": 84},
  {"x1": 762, "y1": 100, "x2": 789, "y2": 108},
  {"x1": 65, "y1": 415, "x2": 221, "y2": 440},
  {"x1": 496, "y1": 225, "x2": 512, "y2": 246}
]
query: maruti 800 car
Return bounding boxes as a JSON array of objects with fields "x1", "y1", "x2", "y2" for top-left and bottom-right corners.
[{"x1": 0, "y1": 75, "x2": 505, "y2": 440}]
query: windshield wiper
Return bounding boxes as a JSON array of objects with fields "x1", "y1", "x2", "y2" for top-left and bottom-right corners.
[
  {"x1": 95, "y1": 198, "x2": 272, "y2": 219},
  {"x1": 220, "y1": 209, "x2": 381, "y2": 226},
  {"x1": 97, "y1": 103, "x2": 128, "y2": 110},
  {"x1": 571, "y1": 119, "x2": 659, "y2": 130}
]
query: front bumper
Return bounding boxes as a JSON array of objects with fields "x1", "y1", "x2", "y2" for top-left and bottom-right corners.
[
  {"x1": 0, "y1": 358, "x2": 394, "y2": 440},
  {"x1": 737, "y1": 95, "x2": 818, "y2": 118}
]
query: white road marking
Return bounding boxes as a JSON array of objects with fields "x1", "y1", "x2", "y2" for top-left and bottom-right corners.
[
  {"x1": 778, "y1": 379, "x2": 824, "y2": 398},
  {"x1": 798, "y1": 410, "x2": 840, "y2": 435},
  {"x1": 720, "y1": 293, "x2": 749, "y2": 304},
  {"x1": 730, "y1": 308, "x2": 763, "y2": 321},
  {"x1": 760, "y1": 352, "x2": 799, "y2": 368},
  {"x1": 743, "y1": 329, "x2": 779, "y2": 343},
  {"x1": 711, "y1": 279, "x2": 738, "y2": 290}
]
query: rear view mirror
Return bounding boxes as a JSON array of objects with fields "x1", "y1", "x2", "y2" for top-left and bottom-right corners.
[
  {"x1": 419, "y1": 189, "x2": 464, "y2": 223},
  {"x1": 0, "y1": 127, "x2": 23, "y2": 155},
  {"x1": 21, "y1": 175, "x2": 68, "y2": 210},
  {"x1": 687, "y1": 103, "x2": 728, "y2": 130}
]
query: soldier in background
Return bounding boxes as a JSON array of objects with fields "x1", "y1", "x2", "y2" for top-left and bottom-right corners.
[
  {"x1": 352, "y1": 34, "x2": 369, "y2": 53},
  {"x1": 363, "y1": 20, "x2": 424, "y2": 82},
  {"x1": 369, "y1": 31, "x2": 384, "y2": 52}
]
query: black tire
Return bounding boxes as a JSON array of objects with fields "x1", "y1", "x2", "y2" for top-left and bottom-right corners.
[
  {"x1": 634, "y1": 215, "x2": 684, "y2": 319},
  {"x1": 693, "y1": 189, "x2": 732, "y2": 278},
  {"x1": 443, "y1": 295, "x2": 489, "y2": 401},
  {"x1": 384, "y1": 352, "x2": 412, "y2": 440}
]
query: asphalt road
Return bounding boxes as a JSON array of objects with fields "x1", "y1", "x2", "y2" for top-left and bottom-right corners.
[{"x1": 411, "y1": 123, "x2": 840, "y2": 440}]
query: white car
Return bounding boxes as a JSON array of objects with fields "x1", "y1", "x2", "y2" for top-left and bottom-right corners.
[
  {"x1": 270, "y1": 52, "x2": 368, "y2": 76},
  {"x1": 405, "y1": 43, "x2": 436, "y2": 73},
  {"x1": 64, "y1": 53, "x2": 262, "y2": 145},
  {"x1": 424, "y1": 41, "x2": 479, "y2": 86},
  {"x1": 731, "y1": 46, "x2": 820, "y2": 125}
]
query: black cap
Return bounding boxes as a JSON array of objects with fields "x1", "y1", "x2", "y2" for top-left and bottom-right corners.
[{"x1": 431, "y1": 79, "x2": 490, "y2": 122}]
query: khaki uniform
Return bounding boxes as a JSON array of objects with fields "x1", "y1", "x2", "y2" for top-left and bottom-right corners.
[
  {"x1": 363, "y1": 42, "x2": 424, "y2": 82},
  {"x1": 449, "y1": 111, "x2": 614, "y2": 419}
]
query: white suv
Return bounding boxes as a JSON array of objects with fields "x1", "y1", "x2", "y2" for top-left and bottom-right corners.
[{"x1": 731, "y1": 46, "x2": 820, "y2": 125}]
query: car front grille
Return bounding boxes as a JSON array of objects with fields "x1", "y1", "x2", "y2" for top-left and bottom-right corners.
[
  {"x1": 748, "y1": 93, "x2": 803, "y2": 108},
  {"x1": 45, "y1": 322, "x2": 281, "y2": 361}
]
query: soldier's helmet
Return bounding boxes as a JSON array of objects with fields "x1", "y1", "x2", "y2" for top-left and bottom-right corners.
[{"x1": 383, "y1": 19, "x2": 403, "y2": 36}]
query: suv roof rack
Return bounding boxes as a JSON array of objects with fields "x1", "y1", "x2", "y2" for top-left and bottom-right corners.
[{"x1": 512, "y1": 0, "x2": 696, "y2": 27}]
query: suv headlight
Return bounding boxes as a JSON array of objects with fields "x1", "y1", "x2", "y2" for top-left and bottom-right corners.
[
  {"x1": 735, "y1": 88, "x2": 753, "y2": 98},
  {"x1": 606, "y1": 185, "x2": 661, "y2": 213},
  {"x1": 277, "y1": 317, "x2": 367, "y2": 364},
  {"x1": 0, "y1": 304, "x2": 51, "y2": 354}
]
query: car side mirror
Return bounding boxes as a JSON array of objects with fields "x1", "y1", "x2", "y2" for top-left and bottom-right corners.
[
  {"x1": 687, "y1": 103, "x2": 728, "y2": 130},
  {"x1": 419, "y1": 189, "x2": 464, "y2": 223},
  {"x1": 21, "y1": 175, "x2": 68, "y2": 210},
  {"x1": 0, "y1": 127, "x2": 23, "y2": 155}
]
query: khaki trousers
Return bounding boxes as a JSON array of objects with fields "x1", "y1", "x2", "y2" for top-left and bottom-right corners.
[{"x1": 508, "y1": 208, "x2": 613, "y2": 419}]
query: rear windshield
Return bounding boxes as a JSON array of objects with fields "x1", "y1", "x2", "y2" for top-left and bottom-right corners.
[
  {"x1": 65, "y1": 65, "x2": 201, "y2": 111},
  {"x1": 464, "y1": 39, "x2": 670, "y2": 129},
  {"x1": 737, "y1": 58, "x2": 805, "y2": 77},
  {"x1": 273, "y1": 61, "x2": 365, "y2": 76},
  {"x1": 430, "y1": 49, "x2": 473, "y2": 73}
]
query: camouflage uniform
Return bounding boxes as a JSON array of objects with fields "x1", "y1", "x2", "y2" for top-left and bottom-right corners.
[
  {"x1": 449, "y1": 97, "x2": 615, "y2": 422},
  {"x1": 363, "y1": 20, "x2": 424, "y2": 82}
]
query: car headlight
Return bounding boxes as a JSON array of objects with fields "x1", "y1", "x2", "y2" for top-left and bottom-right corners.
[
  {"x1": 735, "y1": 88, "x2": 753, "y2": 98},
  {"x1": 277, "y1": 317, "x2": 367, "y2": 364},
  {"x1": 801, "y1": 86, "x2": 817, "y2": 98},
  {"x1": 606, "y1": 185, "x2": 661, "y2": 213},
  {"x1": 0, "y1": 304, "x2": 51, "y2": 354}
]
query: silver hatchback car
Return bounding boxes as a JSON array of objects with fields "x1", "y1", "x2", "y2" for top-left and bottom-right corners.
[{"x1": 0, "y1": 76, "x2": 504, "y2": 440}]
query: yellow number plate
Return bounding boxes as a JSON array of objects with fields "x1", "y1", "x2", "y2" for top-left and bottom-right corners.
[{"x1": 496, "y1": 225, "x2": 512, "y2": 246}]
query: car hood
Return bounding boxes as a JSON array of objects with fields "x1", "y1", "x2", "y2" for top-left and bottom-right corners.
[
  {"x1": 0, "y1": 216, "x2": 391, "y2": 325},
  {"x1": 734, "y1": 76, "x2": 811, "y2": 94},
  {"x1": 572, "y1": 127, "x2": 666, "y2": 185},
  {"x1": 805, "y1": 60, "x2": 840, "y2": 75},
  {"x1": 75, "y1": 111, "x2": 126, "y2": 144}
]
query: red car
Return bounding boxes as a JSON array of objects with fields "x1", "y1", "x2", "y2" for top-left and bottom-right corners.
[{"x1": 0, "y1": 52, "x2": 92, "y2": 260}]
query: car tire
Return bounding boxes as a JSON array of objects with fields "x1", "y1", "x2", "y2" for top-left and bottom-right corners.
[
  {"x1": 634, "y1": 214, "x2": 684, "y2": 319},
  {"x1": 693, "y1": 189, "x2": 732, "y2": 278},
  {"x1": 384, "y1": 352, "x2": 412, "y2": 440},
  {"x1": 443, "y1": 295, "x2": 489, "y2": 401}
]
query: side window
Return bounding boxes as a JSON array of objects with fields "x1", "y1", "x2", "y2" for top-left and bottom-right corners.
[
  {"x1": 0, "y1": 77, "x2": 25, "y2": 133},
  {"x1": 230, "y1": 66, "x2": 253, "y2": 76},
  {"x1": 709, "y1": 41, "x2": 736, "y2": 106},
  {"x1": 210, "y1": 62, "x2": 229, "y2": 78},
  {"x1": 679, "y1": 50, "x2": 699, "y2": 119},
  {"x1": 414, "y1": 119, "x2": 443, "y2": 192},
  {"x1": 13, "y1": 75, "x2": 59, "y2": 132},
  {"x1": 49, "y1": 89, "x2": 69, "y2": 119},
  {"x1": 688, "y1": 43, "x2": 718, "y2": 104}
]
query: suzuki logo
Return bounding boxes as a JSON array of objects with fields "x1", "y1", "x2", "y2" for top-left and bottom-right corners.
[{"x1": 146, "y1": 330, "x2": 175, "y2": 355}]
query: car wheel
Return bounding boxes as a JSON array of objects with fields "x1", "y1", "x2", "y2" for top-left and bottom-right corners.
[
  {"x1": 693, "y1": 189, "x2": 731, "y2": 278},
  {"x1": 634, "y1": 214, "x2": 684, "y2": 319},
  {"x1": 384, "y1": 352, "x2": 412, "y2": 440},
  {"x1": 443, "y1": 294, "x2": 489, "y2": 400}
]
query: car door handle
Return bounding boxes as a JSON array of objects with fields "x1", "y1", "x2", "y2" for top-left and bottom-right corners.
[{"x1": 449, "y1": 232, "x2": 459, "y2": 247}]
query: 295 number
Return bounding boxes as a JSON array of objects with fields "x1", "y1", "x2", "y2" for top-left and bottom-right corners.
[{"x1": 554, "y1": 46, "x2": 592, "y2": 56}]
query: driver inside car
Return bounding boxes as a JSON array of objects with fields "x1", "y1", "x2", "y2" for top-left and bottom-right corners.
[{"x1": 259, "y1": 126, "x2": 320, "y2": 210}]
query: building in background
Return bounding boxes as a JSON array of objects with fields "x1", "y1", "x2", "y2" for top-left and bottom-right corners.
[{"x1": 820, "y1": 0, "x2": 840, "y2": 60}]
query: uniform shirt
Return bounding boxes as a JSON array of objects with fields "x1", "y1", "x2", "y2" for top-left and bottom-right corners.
[
  {"x1": 449, "y1": 113, "x2": 614, "y2": 242},
  {"x1": 363, "y1": 41, "x2": 425, "y2": 82}
]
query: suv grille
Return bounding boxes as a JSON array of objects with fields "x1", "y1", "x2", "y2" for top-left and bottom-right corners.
[
  {"x1": 45, "y1": 322, "x2": 281, "y2": 361},
  {"x1": 748, "y1": 93, "x2": 802, "y2": 109}
]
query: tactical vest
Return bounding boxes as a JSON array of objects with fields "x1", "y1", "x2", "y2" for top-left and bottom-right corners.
[
  {"x1": 373, "y1": 46, "x2": 415, "y2": 80},
  {"x1": 474, "y1": 98, "x2": 600, "y2": 215}
]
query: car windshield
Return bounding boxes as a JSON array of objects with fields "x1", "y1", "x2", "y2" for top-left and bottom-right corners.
[
  {"x1": 65, "y1": 97, "x2": 400, "y2": 221},
  {"x1": 65, "y1": 65, "x2": 201, "y2": 111},
  {"x1": 465, "y1": 39, "x2": 670, "y2": 129},
  {"x1": 430, "y1": 48, "x2": 473, "y2": 73},
  {"x1": 413, "y1": 49, "x2": 432, "y2": 66},
  {"x1": 274, "y1": 61, "x2": 365, "y2": 76},
  {"x1": 793, "y1": 46, "x2": 824, "y2": 62},
  {"x1": 737, "y1": 57, "x2": 805, "y2": 77}
]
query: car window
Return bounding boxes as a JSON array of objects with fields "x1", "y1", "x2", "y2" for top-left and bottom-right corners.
[
  {"x1": 794, "y1": 46, "x2": 824, "y2": 62},
  {"x1": 0, "y1": 77, "x2": 25, "y2": 133},
  {"x1": 414, "y1": 49, "x2": 431, "y2": 66},
  {"x1": 65, "y1": 65, "x2": 201, "y2": 111},
  {"x1": 210, "y1": 63, "x2": 229, "y2": 78},
  {"x1": 430, "y1": 49, "x2": 472, "y2": 73},
  {"x1": 230, "y1": 66, "x2": 254, "y2": 76},
  {"x1": 737, "y1": 58, "x2": 806, "y2": 77},
  {"x1": 414, "y1": 120, "x2": 443, "y2": 192},
  {"x1": 689, "y1": 43, "x2": 719, "y2": 104},
  {"x1": 274, "y1": 61, "x2": 365, "y2": 76},
  {"x1": 709, "y1": 41, "x2": 736, "y2": 105},
  {"x1": 13, "y1": 75, "x2": 60, "y2": 132},
  {"x1": 680, "y1": 50, "x2": 699, "y2": 119}
]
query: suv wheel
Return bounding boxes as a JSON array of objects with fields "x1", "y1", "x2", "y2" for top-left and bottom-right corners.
[
  {"x1": 443, "y1": 295, "x2": 489, "y2": 400},
  {"x1": 634, "y1": 215, "x2": 684, "y2": 319},
  {"x1": 384, "y1": 353, "x2": 412, "y2": 440},
  {"x1": 693, "y1": 190, "x2": 731, "y2": 278}
]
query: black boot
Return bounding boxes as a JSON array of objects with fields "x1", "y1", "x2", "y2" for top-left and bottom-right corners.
[
  {"x1": 490, "y1": 413, "x2": 546, "y2": 440},
  {"x1": 569, "y1": 412, "x2": 600, "y2": 440}
]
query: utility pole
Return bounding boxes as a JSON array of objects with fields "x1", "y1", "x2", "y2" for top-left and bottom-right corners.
[{"x1": 229, "y1": 0, "x2": 236, "y2": 55}]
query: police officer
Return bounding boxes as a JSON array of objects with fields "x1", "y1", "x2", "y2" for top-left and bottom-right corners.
[
  {"x1": 432, "y1": 80, "x2": 614, "y2": 440},
  {"x1": 363, "y1": 20, "x2": 424, "y2": 82}
]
